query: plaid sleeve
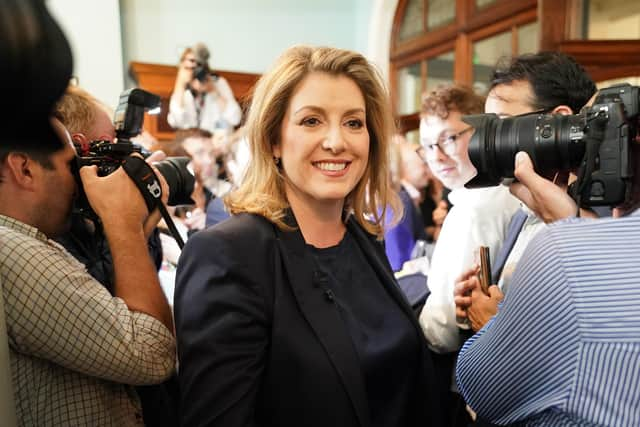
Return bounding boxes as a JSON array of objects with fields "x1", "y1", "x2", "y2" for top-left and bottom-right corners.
[{"x1": 1, "y1": 229, "x2": 176, "y2": 386}]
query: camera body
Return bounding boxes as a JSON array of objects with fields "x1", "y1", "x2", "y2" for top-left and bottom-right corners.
[
  {"x1": 193, "y1": 61, "x2": 210, "y2": 83},
  {"x1": 464, "y1": 83, "x2": 639, "y2": 207},
  {"x1": 74, "y1": 88, "x2": 195, "y2": 209}
]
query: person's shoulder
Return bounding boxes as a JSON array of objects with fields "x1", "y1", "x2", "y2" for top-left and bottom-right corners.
[
  {"x1": 215, "y1": 75, "x2": 232, "y2": 88},
  {"x1": 0, "y1": 224, "x2": 84, "y2": 275},
  {"x1": 478, "y1": 185, "x2": 519, "y2": 206},
  {"x1": 544, "y1": 212, "x2": 635, "y2": 247},
  {"x1": 186, "y1": 213, "x2": 275, "y2": 251},
  {"x1": 0, "y1": 223, "x2": 45, "y2": 254},
  {"x1": 464, "y1": 186, "x2": 520, "y2": 218}
]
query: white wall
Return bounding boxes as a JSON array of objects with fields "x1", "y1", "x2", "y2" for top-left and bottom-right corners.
[
  {"x1": 120, "y1": 0, "x2": 372, "y2": 75},
  {"x1": 45, "y1": 0, "x2": 384, "y2": 104},
  {"x1": 47, "y1": 0, "x2": 125, "y2": 108},
  {"x1": 366, "y1": 0, "x2": 399, "y2": 84}
]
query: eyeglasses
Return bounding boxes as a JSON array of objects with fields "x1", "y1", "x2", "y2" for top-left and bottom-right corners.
[{"x1": 419, "y1": 126, "x2": 474, "y2": 157}]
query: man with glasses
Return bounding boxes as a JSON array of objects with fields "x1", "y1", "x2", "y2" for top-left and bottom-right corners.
[
  {"x1": 418, "y1": 84, "x2": 520, "y2": 356},
  {"x1": 416, "y1": 84, "x2": 520, "y2": 426}
]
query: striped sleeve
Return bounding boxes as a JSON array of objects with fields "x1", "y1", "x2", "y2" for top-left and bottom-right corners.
[{"x1": 455, "y1": 225, "x2": 581, "y2": 425}]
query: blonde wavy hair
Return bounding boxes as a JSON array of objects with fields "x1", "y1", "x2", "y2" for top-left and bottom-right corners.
[{"x1": 226, "y1": 45, "x2": 399, "y2": 238}]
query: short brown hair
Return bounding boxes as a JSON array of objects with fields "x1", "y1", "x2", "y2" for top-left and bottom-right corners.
[
  {"x1": 421, "y1": 84, "x2": 485, "y2": 119},
  {"x1": 226, "y1": 45, "x2": 399, "y2": 237}
]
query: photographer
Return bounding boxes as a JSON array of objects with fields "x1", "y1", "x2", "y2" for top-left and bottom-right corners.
[
  {"x1": 454, "y1": 52, "x2": 597, "y2": 333},
  {"x1": 53, "y1": 85, "x2": 179, "y2": 427},
  {"x1": 455, "y1": 80, "x2": 640, "y2": 424},
  {"x1": 168, "y1": 43, "x2": 241, "y2": 133},
  {"x1": 54, "y1": 85, "x2": 165, "y2": 290},
  {"x1": 456, "y1": 146, "x2": 640, "y2": 425},
  {"x1": 0, "y1": 1, "x2": 175, "y2": 424}
]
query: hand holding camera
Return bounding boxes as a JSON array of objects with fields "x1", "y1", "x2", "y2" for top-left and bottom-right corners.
[
  {"x1": 465, "y1": 83, "x2": 640, "y2": 210},
  {"x1": 79, "y1": 158, "x2": 150, "y2": 232},
  {"x1": 75, "y1": 88, "x2": 195, "y2": 248},
  {"x1": 509, "y1": 152, "x2": 578, "y2": 223},
  {"x1": 176, "y1": 62, "x2": 195, "y2": 89}
]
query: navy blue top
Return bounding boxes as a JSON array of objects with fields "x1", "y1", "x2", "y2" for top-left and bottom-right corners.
[{"x1": 309, "y1": 231, "x2": 420, "y2": 427}]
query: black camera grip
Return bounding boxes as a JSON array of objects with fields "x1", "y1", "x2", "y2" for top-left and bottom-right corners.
[{"x1": 121, "y1": 156, "x2": 162, "y2": 213}]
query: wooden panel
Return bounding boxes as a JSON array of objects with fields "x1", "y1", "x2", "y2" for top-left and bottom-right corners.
[
  {"x1": 392, "y1": 0, "x2": 536, "y2": 63},
  {"x1": 559, "y1": 40, "x2": 640, "y2": 82},
  {"x1": 558, "y1": 40, "x2": 640, "y2": 67},
  {"x1": 467, "y1": 8, "x2": 536, "y2": 42},
  {"x1": 538, "y1": 0, "x2": 569, "y2": 51},
  {"x1": 462, "y1": 0, "x2": 536, "y2": 34},
  {"x1": 394, "y1": 40, "x2": 455, "y2": 69},
  {"x1": 397, "y1": 112, "x2": 421, "y2": 134},
  {"x1": 392, "y1": 24, "x2": 460, "y2": 63},
  {"x1": 129, "y1": 61, "x2": 260, "y2": 141},
  {"x1": 454, "y1": 33, "x2": 472, "y2": 85}
]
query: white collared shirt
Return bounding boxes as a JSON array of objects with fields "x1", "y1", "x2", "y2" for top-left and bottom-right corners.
[{"x1": 419, "y1": 185, "x2": 520, "y2": 353}]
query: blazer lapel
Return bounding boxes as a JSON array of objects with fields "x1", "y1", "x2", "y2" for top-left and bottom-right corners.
[{"x1": 275, "y1": 224, "x2": 371, "y2": 427}]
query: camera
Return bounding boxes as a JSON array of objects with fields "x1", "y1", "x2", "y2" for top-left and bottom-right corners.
[
  {"x1": 75, "y1": 88, "x2": 195, "y2": 208},
  {"x1": 464, "y1": 83, "x2": 639, "y2": 207},
  {"x1": 193, "y1": 61, "x2": 210, "y2": 83}
]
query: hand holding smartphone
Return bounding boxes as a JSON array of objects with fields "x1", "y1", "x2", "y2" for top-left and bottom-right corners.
[{"x1": 478, "y1": 246, "x2": 492, "y2": 295}]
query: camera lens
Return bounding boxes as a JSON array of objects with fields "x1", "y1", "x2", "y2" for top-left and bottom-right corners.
[
  {"x1": 153, "y1": 156, "x2": 195, "y2": 205},
  {"x1": 464, "y1": 113, "x2": 586, "y2": 187}
]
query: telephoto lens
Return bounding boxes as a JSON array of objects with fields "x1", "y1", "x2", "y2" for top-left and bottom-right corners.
[{"x1": 464, "y1": 112, "x2": 586, "y2": 188}]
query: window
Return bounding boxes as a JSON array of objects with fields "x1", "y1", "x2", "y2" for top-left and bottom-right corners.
[
  {"x1": 572, "y1": 0, "x2": 640, "y2": 40},
  {"x1": 391, "y1": 0, "x2": 538, "y2": 131}
]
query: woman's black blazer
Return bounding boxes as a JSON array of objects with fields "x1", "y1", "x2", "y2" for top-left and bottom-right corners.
[{"x1": 174, "y1": 213, "x2": 443, "y2": 427}]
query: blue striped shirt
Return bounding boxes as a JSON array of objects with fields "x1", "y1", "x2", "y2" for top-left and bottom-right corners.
[{"x1": 456, "y1": 210, "x2": 640, "y2": 426}]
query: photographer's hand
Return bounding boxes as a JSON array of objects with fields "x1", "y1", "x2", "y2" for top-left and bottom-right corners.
[
  {"x1": 79, "y1": 159, "x2": 173, "y2": 331},
  {"x1": 510, "y1": 152, "x2": 578, "y2": 223},
  {"x1": 80, "y1": 164, "x2": 147, "y2": 229},
  {"x1": 173, "y1": 61, "x2": 195, "y2": 108},
  {"x1": 176, "y1": 62, "x2": 194, "y2": 88}
]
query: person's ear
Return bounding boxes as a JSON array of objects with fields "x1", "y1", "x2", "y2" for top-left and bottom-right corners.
[
  {"x1": 551, "y1": 105, "x2": 573, "y2": 116},
  {"x1": 272, "y1": 143, "x2": 281, "y2": 159},
  {"x1": 71, "y1": 133, "x2": 88, "y2": 145},
  {"x1": 4, "y1": 153, "x2": 38, "y2": 190}
]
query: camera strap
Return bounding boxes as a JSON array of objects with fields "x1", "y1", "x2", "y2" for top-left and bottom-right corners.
[
  {"x1": 122, "y1": 156, "x2": 163, "y2": 212},
  {"x1": 122, "y1": 156, "x2": 186, "y2": 249}
]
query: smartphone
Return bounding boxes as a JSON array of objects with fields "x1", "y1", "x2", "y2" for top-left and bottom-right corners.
[{"x1": 478, "y1": 246, "x2": 492, "y2": 295}]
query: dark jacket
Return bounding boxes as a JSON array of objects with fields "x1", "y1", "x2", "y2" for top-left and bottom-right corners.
[{"x1": 174, "y1": 212, "x2": 443, "y2": 427}]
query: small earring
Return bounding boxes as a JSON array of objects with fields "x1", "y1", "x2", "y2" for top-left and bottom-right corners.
[{"x1": 274, "y1": 156, "x2": 281, "y2": 166}]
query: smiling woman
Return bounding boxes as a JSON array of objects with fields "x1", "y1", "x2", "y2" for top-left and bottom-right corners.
[
  {"x1": 273, "y1": 72, "x2": 371, "y2": 246},
  {"x1": 174, "y1": 45, "x2": 445, "y2": 427}
]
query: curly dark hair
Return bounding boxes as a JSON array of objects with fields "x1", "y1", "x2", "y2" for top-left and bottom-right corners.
[{"x1": 421, "y1": 84, "x2": 485, "y2": 119}]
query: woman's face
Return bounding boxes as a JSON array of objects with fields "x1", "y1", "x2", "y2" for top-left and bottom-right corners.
[
  {"x1": 274, "y1": 72, "x2": 370, "y2": 215},
  {"x1": 419, "y1": 110, "x2": 476, "y2": 190}
]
